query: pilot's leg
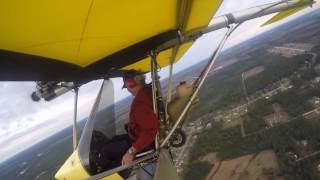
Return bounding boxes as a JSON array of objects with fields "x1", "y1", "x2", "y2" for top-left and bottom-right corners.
[{"x1": 100, "y1": 134, "x2": 132, "y2": 170}]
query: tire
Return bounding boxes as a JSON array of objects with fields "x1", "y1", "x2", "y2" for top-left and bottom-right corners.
[
  {"x1": 31, "y1": 92, "x2": 41, "y2": 102},
  {"x1": 169, "y1": 128, "x2": 187, "y2": 148}
]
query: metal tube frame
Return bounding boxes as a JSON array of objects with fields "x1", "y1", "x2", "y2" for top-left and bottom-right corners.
[
  {"x1": 150, "y1": 51, "x2": 159, "y2": 117},
  {"x1": 150, "y1": 51, "x2": 169, "y2": 148},
  {"x1": 160, "y1": 26, "x2": 235, "y2": 148},
  {"x1": 73, "y1": 87, "x2": 79, "y2": 150},
  {"x1": 165, "y1": 42, "x2": 181, "y2": 107},
  {"x1": 85, "y1": 152, "x2": 158, "y2": 180},
  {"x1": 150, "y1": 51, "x2": 160, "y2": 149},
  {"x1": 156, "y1": 0, "x2": 314, "y2": 53},
  {"x1": 165, "y1": 51, "x2": 176, "y2": 107}
]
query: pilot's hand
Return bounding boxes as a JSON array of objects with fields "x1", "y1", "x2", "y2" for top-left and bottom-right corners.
[{"x1": 121, "y1": 152, "x2": 134, "y2": 165}]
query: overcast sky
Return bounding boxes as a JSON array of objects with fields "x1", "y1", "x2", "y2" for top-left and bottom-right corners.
[{"x1": 0, "y1": 0, "x2": 318, "y2": 163}]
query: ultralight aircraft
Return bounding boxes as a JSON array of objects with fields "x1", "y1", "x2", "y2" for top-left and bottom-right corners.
[{"x1": 0, "y1": 0, "x2": 317, "y2": 179}]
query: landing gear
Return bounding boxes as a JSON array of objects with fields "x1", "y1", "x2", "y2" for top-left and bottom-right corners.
[
  {"x1": 31, "y1": 92, "x2": 41, "y2": 102},
  {"x1": 169, "y1": 128, "x2": 186, "y2": 148}
]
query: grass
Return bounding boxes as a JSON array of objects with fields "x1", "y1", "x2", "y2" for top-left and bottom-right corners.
[
  {"x1": 272, "y1": 90, "x2": 313, "y2": 117},
  {"x1": 184, "y1": 51, "x2": 320, "y2": 179},
  {"x1": 183, "y1": 161, "x2": 212, "y2": 180}
]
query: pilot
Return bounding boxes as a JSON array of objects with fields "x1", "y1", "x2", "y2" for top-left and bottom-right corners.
[
  {"x1": 121, "y1": 70, "x2": 158, "y2": 165},
  {"x1": 100, "y1": 70, "x2": 158, "y2": 179}
]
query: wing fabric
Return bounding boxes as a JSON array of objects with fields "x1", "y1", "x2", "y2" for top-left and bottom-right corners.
[
  {"x1": 261, "y1": 5, "x2": 308, "y2": 26},
  {"x1": 0, "y1": 0, "x2": 223, "y2": 81}
]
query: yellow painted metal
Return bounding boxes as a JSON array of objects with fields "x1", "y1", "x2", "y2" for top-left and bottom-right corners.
[
  {"x1": 261, "y1": 5, "x2": 307, "y2": 26},
  {"x1": 55, "y1": 149, "x2": 123, "y2": 180},
  {"x1": 0, "y1": 0, "x2": 222, "y2": 70}
]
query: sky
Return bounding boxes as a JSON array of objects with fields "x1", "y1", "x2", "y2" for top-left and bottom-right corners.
[{"x1": 0, "y1": 0, "x2": 318, "y2": 163}]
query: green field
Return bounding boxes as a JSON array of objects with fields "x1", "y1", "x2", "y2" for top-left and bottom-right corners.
[{"x1": 184, "y1": 40, "x2": 320, "y2": 180}]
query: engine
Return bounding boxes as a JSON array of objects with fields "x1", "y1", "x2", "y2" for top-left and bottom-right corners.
[{"x1": 31, "y1": 81, "x2": 75, "y2": 101}]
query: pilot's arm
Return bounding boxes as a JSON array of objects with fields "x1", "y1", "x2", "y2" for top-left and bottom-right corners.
[{"x1": 122, "y1": 102, "x2": 158, "y2": 165}]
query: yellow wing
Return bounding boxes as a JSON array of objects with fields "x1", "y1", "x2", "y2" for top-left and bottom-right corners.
[
  {"x1": 0, "y1": 0, "x2": 223, "y2": 81},
  {"x1": 261, "y1": 5, "x2": 308, "y2": 26}
]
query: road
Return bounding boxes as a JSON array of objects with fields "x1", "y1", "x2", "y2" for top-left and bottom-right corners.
[
  {"x1": 296, "y1": 150, "x2": 320, "y2": 162},
  {"x1": 220, "y1": 83, "x2": 288, "y2": 120}
]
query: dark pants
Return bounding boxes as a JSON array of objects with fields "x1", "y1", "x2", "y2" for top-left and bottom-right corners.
[{"x1": 100, "y1": 134, "x2": 132, "y2": 178}]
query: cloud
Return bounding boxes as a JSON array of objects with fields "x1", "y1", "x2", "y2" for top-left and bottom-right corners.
[
  {"x1": 0, "y1": 78, "x2": 133, "y2": 162},
  {"x1": 0, "y1": 81, "x2": 98, "y2": 154}
]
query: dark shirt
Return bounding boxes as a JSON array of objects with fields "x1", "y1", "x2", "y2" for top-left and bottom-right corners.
[{"x1": 128, "y1": 85, "x2": 158, "y2": 151}]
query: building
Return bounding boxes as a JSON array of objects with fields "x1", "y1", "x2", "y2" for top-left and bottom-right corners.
[{"x1": 268, "y1": 43, "x2": 313, "y2": 58}]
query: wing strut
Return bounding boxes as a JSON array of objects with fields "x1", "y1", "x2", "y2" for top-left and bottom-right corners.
[
  {"x1": 156, "y1": 0, "x2": 314, "y2": 53},
  {"x1": 160, "y1": 25, "x2": 235, "y2": 148},
  {"x1": 165, "y1": 0, "x2": 194, "y2": 105},
  {"x1": 150, "y1": 51, "x2": 168, "y2": 147},
  {"x1": 72, "y1": 86, "x2": 79, "y2": 150}
]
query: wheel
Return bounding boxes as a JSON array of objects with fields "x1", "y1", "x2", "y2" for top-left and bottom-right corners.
[
  {"x1": 31, "y1": 92, "x2": 41, "y2": 102},
  {"x1": 169, "y1": 128, "x2": 187, "y2": 148}
]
